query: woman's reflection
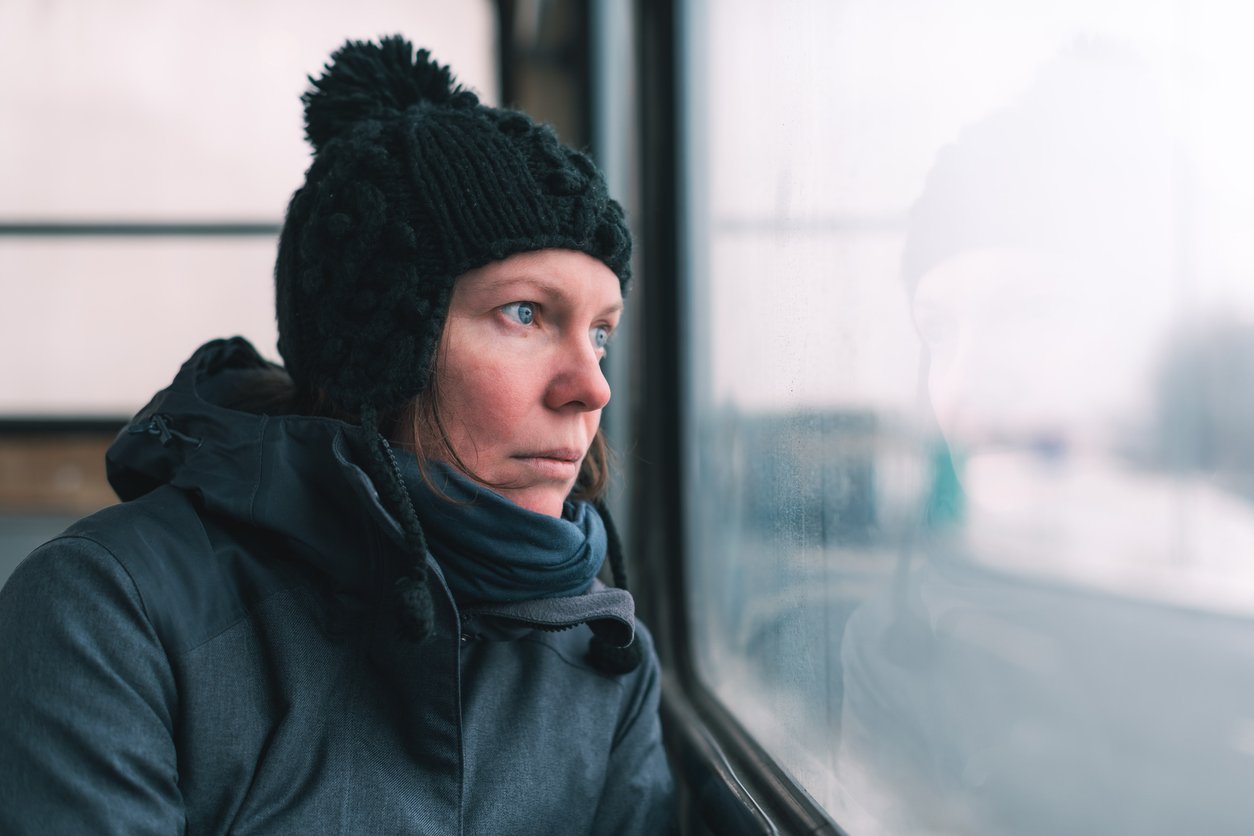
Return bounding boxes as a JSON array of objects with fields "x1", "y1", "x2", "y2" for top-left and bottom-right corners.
[{"x1": 837, "y1": 44, "x2": 1254, "y2": 836}]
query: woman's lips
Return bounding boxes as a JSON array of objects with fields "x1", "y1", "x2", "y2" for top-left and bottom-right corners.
[{"x1": 513, "y1": 449, "x2": 583, "y2": 480}]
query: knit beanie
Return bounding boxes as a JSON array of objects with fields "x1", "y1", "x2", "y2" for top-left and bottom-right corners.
[
  {"x1": 273, "y1": 36, "x2": 638, "y2": 670},
  {"x1": 277, "y1": 35, "x2": 631, "y2": 412}
]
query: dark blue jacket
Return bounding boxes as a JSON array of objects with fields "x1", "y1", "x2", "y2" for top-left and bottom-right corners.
[{"x1": 0, "y1": 339, "x2": 674, "y2": 835}]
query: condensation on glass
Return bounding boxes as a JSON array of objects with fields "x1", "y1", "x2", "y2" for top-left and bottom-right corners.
[{"x1": 682, "y1": 2, "x2": 1254, "y2": 833}]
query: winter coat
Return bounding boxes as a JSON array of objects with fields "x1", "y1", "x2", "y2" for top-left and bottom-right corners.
[{"x1": 0, "y1": 338, "x2": 674, "y2": 835}]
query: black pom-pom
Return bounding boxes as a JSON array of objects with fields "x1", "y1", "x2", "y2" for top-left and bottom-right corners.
[{"x1": 303, "y1": 35, "x2": 467, "y2": 153}]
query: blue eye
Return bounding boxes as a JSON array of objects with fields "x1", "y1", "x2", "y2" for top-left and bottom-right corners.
[
  {"x1": 503, "y1": 302, "x2": 535, "y2": 325},
  {"x1": 591, "y1": 325, "x2": 610, "y2": 350}
]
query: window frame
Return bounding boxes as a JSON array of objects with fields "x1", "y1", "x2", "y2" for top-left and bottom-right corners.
[{"x1": 608, "y1": 2, "x2": 848, "y2": 833}]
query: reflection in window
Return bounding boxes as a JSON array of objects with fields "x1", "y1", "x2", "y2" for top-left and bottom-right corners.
[{"x1": 683, "y1": 2, "x2": 1254, "y2": 833}]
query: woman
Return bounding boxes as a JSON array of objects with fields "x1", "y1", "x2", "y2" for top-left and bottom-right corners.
[{"x1": 0, "y1": 36, "x2": 674, "y2": 835}]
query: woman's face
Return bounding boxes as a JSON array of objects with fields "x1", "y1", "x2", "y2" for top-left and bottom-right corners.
[
  {"x1": 422, "y1": 249, "x2": 623, "y2": 517},
  {"x1": 913, "y1": 247, "x2": 1164, "y2": 457}
]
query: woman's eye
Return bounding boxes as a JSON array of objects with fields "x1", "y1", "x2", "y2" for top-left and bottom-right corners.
[
  {"x1": 591, "y1": 325, "x2": 611, "y2": 350},
  {"x1": 502, "y1": 302, "x2": 535, "y2": 326}
]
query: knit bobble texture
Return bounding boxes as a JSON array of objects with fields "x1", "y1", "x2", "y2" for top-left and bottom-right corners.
[{"x1": 275, "y1": 35, "x2": 632, "y2": 413}]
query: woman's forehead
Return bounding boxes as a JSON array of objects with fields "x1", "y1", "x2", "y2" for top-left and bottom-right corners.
[{"x1": 455, "y1": 249, "x2": 623, "y2": 310}]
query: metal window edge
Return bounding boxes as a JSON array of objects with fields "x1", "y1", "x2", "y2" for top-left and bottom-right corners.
[
  {"x1": 661, "y1": 672, "x2": 780, "y2": 836},
  {"x1": 665, "y1": 671, "x2": 851, "y2": 836}
]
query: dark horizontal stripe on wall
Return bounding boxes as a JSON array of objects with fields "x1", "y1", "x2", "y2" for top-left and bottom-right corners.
[
  {"x1": 0, "y1": 222, "x2": 282, "y2": 237},
  {"x1": 0, "y1": 418, "x2": 130, "y2": 436}
]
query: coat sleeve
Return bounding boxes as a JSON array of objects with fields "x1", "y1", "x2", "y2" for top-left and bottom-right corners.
[
  {"x1": 0, "y1": 535, "x2": 184, "y2": 835},
  {"x1": 590, "y1": 623, "x2": 677, "y2": 835}
]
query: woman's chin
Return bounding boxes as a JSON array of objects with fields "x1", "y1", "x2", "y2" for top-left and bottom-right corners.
[
  {"x1": 485, "y1": 457, "x2": 577, "y2": 517},
  {"x1": 500, "y1": 486, "x2": 569, "y2": 518}
]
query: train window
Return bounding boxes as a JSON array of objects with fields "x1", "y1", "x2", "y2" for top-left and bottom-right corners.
[
  {"x1": 679, "y1": 0, "x2": 1254, "y2": 832},
  {"x1": 0, "y1": 0, "x2": 496, "y2": 418}
]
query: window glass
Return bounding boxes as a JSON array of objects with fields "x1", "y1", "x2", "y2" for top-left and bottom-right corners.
[
  {"x1": 682, "y1": 1, "x2": 1254, "y2": 832},
  {"x1": 0, "y1": 0, "x2": 496, "y2": 416}
]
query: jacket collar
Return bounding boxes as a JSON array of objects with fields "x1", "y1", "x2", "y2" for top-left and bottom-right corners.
[{"x1": 458, "y1": 578, "x2": 635, "y2": 646}]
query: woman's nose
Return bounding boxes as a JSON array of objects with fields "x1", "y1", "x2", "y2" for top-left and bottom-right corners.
[{"x1": 546, "y1": 334, "x2": 612, "y2": 412}]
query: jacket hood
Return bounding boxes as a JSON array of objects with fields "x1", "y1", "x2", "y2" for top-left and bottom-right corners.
[
  {"x1": 105, "y1": 337, "x2": 635, "y2": 643},
  {"x1": 108, "y1": 338, "x2": 408, "y2": 596}
]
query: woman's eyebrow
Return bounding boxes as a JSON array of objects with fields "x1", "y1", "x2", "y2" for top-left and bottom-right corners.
[
  {"x1": 481, "y1": 276, "x2": 624, "y2": 316},
  {"x1": 482, "y1": 276, "x2": 570, "y2": 303}
]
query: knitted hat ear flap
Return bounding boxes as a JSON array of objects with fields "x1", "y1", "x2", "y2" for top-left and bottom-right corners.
[
  {"x1": 587, "y1": 499, "x2": 644, "y2": 674},
  {"x1": 359, "y1": 404, "x2": 435, "y2": 642}
]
